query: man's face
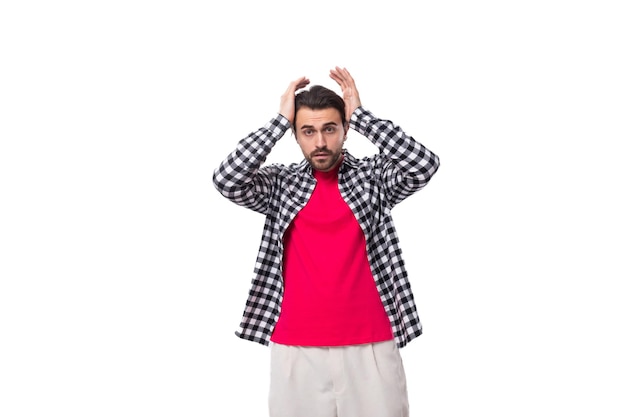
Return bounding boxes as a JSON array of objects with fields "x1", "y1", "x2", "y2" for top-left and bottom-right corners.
[{"x1": 294, "y1": 107, "x2": 347, "y2": 172}]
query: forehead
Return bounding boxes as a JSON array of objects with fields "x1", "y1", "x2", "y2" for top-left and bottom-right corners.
[{"x1": 295, "y1": 107, "x2": 342, "y2": 129}]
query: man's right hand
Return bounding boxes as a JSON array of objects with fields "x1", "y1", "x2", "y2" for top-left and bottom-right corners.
[{"x1": 279, "y1": 76, "x2": 310, "y2": 126}]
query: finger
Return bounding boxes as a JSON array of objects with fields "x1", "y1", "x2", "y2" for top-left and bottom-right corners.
[
  {"x1": 329, "y1": 68, "x2": 345, "y2": 84},
  {"x1": 330, "y1": 67, "x2": 354, "y2": 91},
  {"x1": 285, "y1": 76, "x2": 309, "y2": 95},
  {"x1": 339, "y1": 69, "x2": 355, "y2": 89},
  {"x1": 339, "y1": 67, "x2": 353, "y2": 80},
  {"x1": 329, "y1": 74, "x2": 348, "y2": 92},
  {"x1": 295, "y1": 77, "x2": 310, "y2": 90},
  {"x1": 331, "y1": 66, "x2": 351, "y2": 80}
]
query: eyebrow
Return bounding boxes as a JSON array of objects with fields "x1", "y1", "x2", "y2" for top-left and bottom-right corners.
[{"x1": 300, "y1": 122, "x2": 339, "y2": 130}]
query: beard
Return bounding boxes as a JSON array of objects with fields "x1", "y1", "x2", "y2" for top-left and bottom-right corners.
[{"x1": 307, "y1": 148, "x2": 343, "y2": 172}]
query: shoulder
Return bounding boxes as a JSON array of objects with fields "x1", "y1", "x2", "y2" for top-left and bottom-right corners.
[
  {"x1": 259, "y1": 160, "x2": 309, "y2": 178},
  {"x1": 342, "y1": 150, "x2": 385, "y2": 172}
]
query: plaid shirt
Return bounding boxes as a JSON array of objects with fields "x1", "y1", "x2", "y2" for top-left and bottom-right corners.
[{"x1": 213, "y1": 106, "x2": 440, "y2": 348}]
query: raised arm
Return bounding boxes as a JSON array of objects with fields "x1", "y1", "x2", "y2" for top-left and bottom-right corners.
[
  {"x1": 330, "y1": 67, "x2": 439, "y2": 205},
  {"x1": 213, "y1": 77, "x2": 309, "y2": 213},
  {"x1": 351, "y1": 106, "x2": 440, "y2": 207}
]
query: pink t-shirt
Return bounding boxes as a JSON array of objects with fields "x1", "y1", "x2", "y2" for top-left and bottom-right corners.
[{"x1": 270, "y1": 161, "x2": 393, "y2": 346}]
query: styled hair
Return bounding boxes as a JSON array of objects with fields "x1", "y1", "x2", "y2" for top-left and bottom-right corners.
[{"x1": 293, "y1": 85, "x2": 346, "y2": 130}]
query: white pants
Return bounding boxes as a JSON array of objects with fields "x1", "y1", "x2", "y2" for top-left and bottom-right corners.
[{"x1": 269, "y1": 340, "x2": 409, "y2": 417}]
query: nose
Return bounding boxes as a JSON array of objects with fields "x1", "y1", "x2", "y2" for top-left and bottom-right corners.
[{"x1": 314, "y1": 131, "x2": 326, "y2": 148}]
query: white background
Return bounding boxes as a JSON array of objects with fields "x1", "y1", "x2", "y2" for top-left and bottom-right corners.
[{"x1": 1, "y1": 1, "x2": 625, "y2": 416}]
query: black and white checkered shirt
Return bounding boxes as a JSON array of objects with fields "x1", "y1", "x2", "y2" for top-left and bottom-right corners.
[{"x1": 213, "y1": 106, "x2": 440, "y2": 348}]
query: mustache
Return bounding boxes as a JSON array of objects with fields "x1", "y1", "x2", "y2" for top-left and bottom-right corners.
[{"x1": 311, "y1": 149, "x2": 331, "y2": 156}]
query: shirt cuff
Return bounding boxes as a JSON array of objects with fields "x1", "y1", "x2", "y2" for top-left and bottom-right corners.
[
  {"x1": 349, "y1": 106, "x2": 373, "y2": 133},
  {"x1": 265, "y1": 114, "x2": 292, "y2": 136}
]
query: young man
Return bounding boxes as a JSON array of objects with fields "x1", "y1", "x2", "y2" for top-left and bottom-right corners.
[{"x1": 213, "y1": 67, "x2": 440, "y2": 417}]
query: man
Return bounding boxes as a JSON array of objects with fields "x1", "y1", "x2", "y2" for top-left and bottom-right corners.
[{"x1": 213, "y1": 67, "x2": 440, "y2": 417}]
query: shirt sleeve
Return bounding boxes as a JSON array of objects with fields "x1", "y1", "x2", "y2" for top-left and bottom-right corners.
[
  {"x1": 350, "y1": 106, "x2": 440, "y2": 206},
  {"x1": 212, "y1": 114, "x2": 291, "y2": 214}
]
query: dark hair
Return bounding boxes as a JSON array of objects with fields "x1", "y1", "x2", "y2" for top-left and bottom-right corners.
[{"x1": 293, "y1": 85, "x2": 346, "y2": 129}]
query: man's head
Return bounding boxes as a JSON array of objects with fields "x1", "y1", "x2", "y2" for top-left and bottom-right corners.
[{"x1": 293, "y1": 86, "x2": 348, "y2": 172}]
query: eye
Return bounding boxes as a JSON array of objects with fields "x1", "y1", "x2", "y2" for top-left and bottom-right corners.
[
  {"x1": 303, "y1": 129, "x2": 314, "y2": 136},
  {"x1": 325, "y1": 126, "x2": 336, "y2": 133}
]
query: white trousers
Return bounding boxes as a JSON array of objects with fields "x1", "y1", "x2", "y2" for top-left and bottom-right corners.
[{"x1": 269, "y1": 340, "x2": 409, "y2": 417}]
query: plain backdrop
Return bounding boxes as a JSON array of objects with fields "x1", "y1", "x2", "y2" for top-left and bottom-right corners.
[{"x1": 1, "y1": 1, "x2": 625, "y2": 416}]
